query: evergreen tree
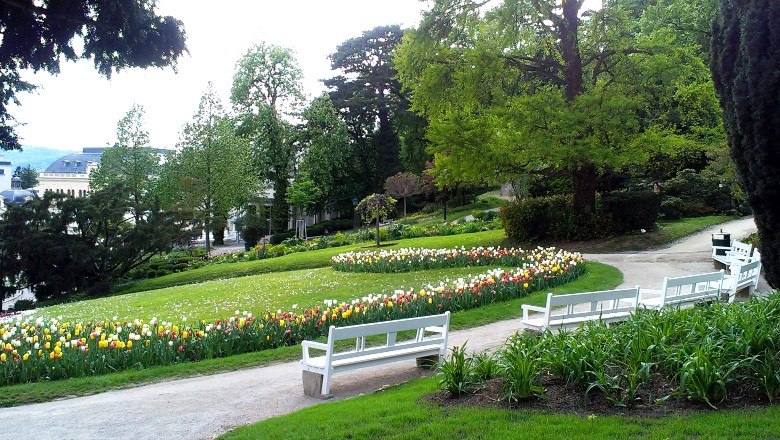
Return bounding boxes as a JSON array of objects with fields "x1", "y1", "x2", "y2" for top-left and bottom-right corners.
[{"x1": 711, "y1": 0, "x2": 780, "y2": 287}]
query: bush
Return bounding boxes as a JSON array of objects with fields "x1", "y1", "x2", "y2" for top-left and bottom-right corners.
[
  {"x1": 599, "y1": 191, "x2": 659, "y2": 234},
  {"x1": 663, "y1": 169, "x2": 733, "y2": 215},
  {"x1": 501, "y1": 192, "x2": 659, "y2": 241},
  {"x1": 11, "y1": 299, "x2": 35, "y2": 311},
  {"x1": 500, "y1": 195, "x2": 573, "y2": 242},
  {"x1": 269, "y1": 231, "x2": 294, "y2": 244},
  {"x1": 306, "y1": 218, "x2": 354, "y2": 236},
  {"x1": 660, "y1": 196, "x2": 686, "y2": 220},
  {"x1": 472, "y1": 210, "x2": 498, "y2": 221}
]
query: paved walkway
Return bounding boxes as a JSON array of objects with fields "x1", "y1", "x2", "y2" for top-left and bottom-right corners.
[{"x1": 1, "y1": 218, "x2": 762, "y2": 440}]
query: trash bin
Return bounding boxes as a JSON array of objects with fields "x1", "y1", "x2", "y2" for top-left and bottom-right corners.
[{"x1": 712, "y1": 231, "x2": 731, "y2": 255}]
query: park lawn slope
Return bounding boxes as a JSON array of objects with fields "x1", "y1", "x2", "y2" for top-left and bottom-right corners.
[
  {"x1": 1, "y1": 262, "x2": 620, "y2": 407},
  {"x1": 221, "y1": 377, "x2": 780, "y2": 440},
  {"x1": 118, "y1": 229, "x2": 509, "y2": 294}
]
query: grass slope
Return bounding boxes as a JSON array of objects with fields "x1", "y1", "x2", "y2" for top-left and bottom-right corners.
[
  {"x1": 117, "y1": 229, "x2": 509, "y2": 295},
  {"x1": 221, "y1": 377, "x2": 780, "y2": 440},
  {"x1": 2, "y1": 262, "x2": 620, "y2": 408}
]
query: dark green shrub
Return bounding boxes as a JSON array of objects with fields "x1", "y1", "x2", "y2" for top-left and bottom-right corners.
[
  {"x1": 660, "y1": 196, "x2": 686, "y2": 220},
  {"x1": 269, "y1": 231, "x2": 294, "y2": 244},
  {"x1": 599, "y1": 191, "x2": 659, "y2": 234},
  {"x1": 500, "y1": 195, "x2": 572, "y2": 242},
  {"x1": 663, "y1": 169, "x2": 733, "y2": 215},
  {"x1": 11, "y1": 299, "x2": 35, "y2": 311},
  {"x1": 306, "y1": 219, "x2": 354, "y2": 236},
  {"x1": 438, "y1": 343, "x2": 477, "y2": 397}
]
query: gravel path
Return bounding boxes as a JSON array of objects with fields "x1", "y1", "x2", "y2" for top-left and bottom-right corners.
[{"x1": 2, "y1": 217, "x2": 761, "y2": 440}]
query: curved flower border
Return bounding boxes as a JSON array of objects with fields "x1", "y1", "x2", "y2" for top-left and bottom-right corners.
[{"x1": 0, "y1": 248, "x2": 584, "y2": 386}]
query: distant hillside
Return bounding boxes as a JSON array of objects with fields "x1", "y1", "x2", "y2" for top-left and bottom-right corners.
[{"x1": 1, "y1": 146, "x2": 79, "y2": 171}]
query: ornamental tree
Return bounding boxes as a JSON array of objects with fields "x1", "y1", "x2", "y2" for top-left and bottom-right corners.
[
  {"x1": 384, "y1": 172, "x2": 425, "y2": 219},
  {"x1": 356, "y1": 193, "x2": 397, "y2": 247},
  {"x1": 0, "y1": 1, "x2": 186, "y2": 151},
  {"x1": 711, "y1": 0, "x2": 780, "y2": 287}
]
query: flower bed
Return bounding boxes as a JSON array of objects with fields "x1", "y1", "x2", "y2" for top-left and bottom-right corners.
[
  {"x1": 0, "y1": 250, "x2": 583, "y2": 386},
  {"x1": 438, "y1": 294, "x2": 780, "y2": 409},
  {"x1": 331, "y1": 246, "x2": 564, "y2": 273}
]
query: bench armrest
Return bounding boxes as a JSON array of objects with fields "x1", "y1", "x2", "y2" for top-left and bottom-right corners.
[
  {"x1": 521, "y1": 304, "x2": 547, "y2": 321},
  {"x1": 301, "y1": 340, "x2": 328, "y2": 363},
  {"x1": 423, "y1": 325, "x2": 447, "y2": 334}
]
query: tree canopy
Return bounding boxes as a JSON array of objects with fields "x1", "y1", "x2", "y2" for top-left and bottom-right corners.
[
  {"x1": 90, "y1": 104, "x2": 160, "y2": 221},
  {"x1": 0, "y1": 0, "x2": 186, "y2": 151},
  {"x1": 12, "y1": 164, "x2": 37, "y2": 189},
  {"x1": 395, "y1": 0, "x2": 723, "y2": 214}
]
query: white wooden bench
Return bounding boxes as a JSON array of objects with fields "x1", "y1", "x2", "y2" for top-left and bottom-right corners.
[
  {"x1": 721, "y1": 257, "x2": 762, "y2": 303},
  {"x1": 712, "y1": 240, "x2": 753, "y2": 267},
  {"x1": 639, "y1": 270, "x2": 724, "y2": 310},
  {"x1": 300, "y1": 312, "x2": 450, "y2": 398},
  {"x1": 520, "y1": 287, "x2": 640, "y2": 331}
]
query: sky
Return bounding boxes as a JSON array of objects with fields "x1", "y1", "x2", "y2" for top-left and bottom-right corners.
[{"x1": 10, "y1": 0, "x2": 428, "y2": 151}]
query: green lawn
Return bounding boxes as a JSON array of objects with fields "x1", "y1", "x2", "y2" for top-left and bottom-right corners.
[
  {"x1": 565, "y1": 215, "x2": 738, "y2": 253},
  {"x1": 37, "y1": 265, "x2": 506, "y2": 323},
  {"x1": 117, "y1": 229, "x2": 509, "y2": 295},
  {"x1": 221, "y1": 377, "x2": 780, "y2": 440},
  {"x1": 3, "y1": 262, "x2": 620, "y2": 407}
]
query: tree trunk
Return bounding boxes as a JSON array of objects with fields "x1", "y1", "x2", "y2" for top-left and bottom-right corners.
[
  {"x1": 571, "y1": 164, "x2": 597, "y2": 215},
  {"x1": 561, "y1": 0, "x2": 584, "y2": 102},
  {"x1": 403, "y1": 196, "x2": 407, "y2": 219}
]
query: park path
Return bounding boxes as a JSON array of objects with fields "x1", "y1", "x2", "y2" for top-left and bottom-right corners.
[{"x1": 1, "y1": 218, "x2": 761, "y2": 440}]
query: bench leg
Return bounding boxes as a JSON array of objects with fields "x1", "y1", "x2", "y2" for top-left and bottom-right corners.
[
  {"x1": 416, "y1": 355, "x2": 440, "y2": 370},
  {"x1": 302, "y1": 370, "x2": 332, "y2": 400}
]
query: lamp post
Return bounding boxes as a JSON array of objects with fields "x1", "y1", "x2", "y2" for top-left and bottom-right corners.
[{"x1": 352, "y1": 198, "x2": 359, "y2": 231}]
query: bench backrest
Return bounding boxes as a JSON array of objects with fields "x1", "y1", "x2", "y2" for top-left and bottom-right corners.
[
  {"x1": 657, "y1": 270, "x2": 724, "y2": 307},
  {"x1": 325, "y1": 312, "x2": 450, "y2": 363},
  {"x1": 731, "y1": 240, "x2": 753, "y2": 258},
  {"x1": 730, "y1": 259, "x2": 761, "y2": 290},
  {"x1": 544, "y1": 287, "x2": 640, "y2": 325}
]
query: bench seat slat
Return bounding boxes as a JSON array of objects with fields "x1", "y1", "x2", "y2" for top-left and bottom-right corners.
[{"x1": 305, "y1": 344, "x2": 443, "y2": 372}]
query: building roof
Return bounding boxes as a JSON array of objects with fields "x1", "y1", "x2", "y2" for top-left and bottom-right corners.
[
  {"x1": 44, "y1": 151, "x2": 103, "y2": 174},
  {"x1": 44, "y1": 147, "x2": 172, "y2": 174}
]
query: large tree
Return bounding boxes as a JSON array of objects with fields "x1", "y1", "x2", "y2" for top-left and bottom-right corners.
[
  {"x1": 0, "y1": 0, "x2": 186, "y2": 151},
  {"x1": 325, "y1": 25, "x2": 427, "y2": 189},
  {"x1": 711, "y1": 0, "x2": 780, "y2": 287},
  {"x1": 159, "y1": 85, "x2": 258, "y2": 254},
  {"x1": 0, "y1": 183, "x2": 196, "y2": 301},
  {"x1": 90, "y1": 104, "x2": 160, "y2": 221},
  {"x1": 231, "y1": 42, "x2": 303, "y2": 234},
  {"x1": 298, "y1": 95, "x2": 359, "y2": 212},
  {"x1": 396, "y1": 0, "x2": 722, "y2": 215}
]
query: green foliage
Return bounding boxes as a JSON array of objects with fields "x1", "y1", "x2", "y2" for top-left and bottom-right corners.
[
  {"x1": 712, "y1": 0, "x2": 780, "y2": 287},
  {"x1": 158, "y1": 84, "x2": 258, "y2": 253},
  {"x1": 325, "y1": 25, "x2": 409, "y2": 189},
  {"x1": 0, "y1": 1, "x2": 186, "y2": 151},
  {"x1": 12, "y1": 165, "x2": 38, "y2": 189},
  {"x1": 11, "y1": 299, "x2": 35, "y2": 312},
  {"x1": 500, "y1": 192, "x2": 659, "y2": 241},
  {"x1": 438, "y1": 343, "x2": 477, "y2": 396},
  {"x1": 600, "y1": 191, "x2": 660, "y2": 234},
  {"x1": 662, "y1": 169, "x2": 733, "y2": 216},
  {"x1": 285, "y1": 173, "x2": 321, "y2": 213},
  {"x1": 356, "y1": 193, "x2": 397, "y2": 246},
  {"x1": 231, "y1": 42, "x2": 303, "y2": 233},
  {"x1": 443, "y1": 294, "x2": 780, "y2": 409},
  {"x1": 396, "y1": 0, "x2": 724, "y2": 213},
  {"x1": 0, "y1": 184, "x2": 198, "y2": 302},
  {"x1": 298, "y1": 96, "x2": 357, "y2": 211},
  {"x1": 90, "y1": 104, "x2": 160, "y2": 219}
]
